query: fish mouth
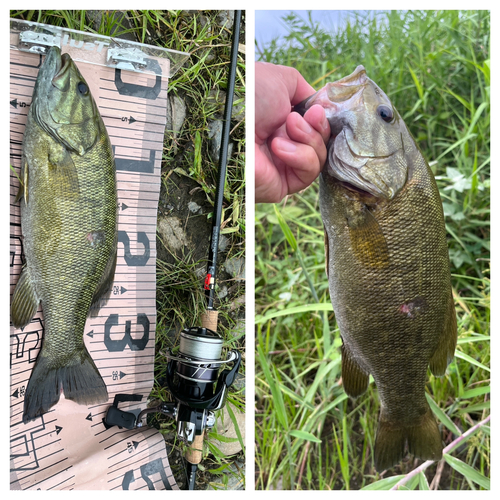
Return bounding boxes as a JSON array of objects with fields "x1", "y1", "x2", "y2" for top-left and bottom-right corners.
[{"x1": 52, "y1": 52, "x2": 72, "y2": 91}]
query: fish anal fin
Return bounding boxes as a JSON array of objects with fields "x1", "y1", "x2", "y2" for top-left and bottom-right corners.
[
  {"x1": 341, "y1": 343, "x2": 369, "y2": 398},
  {"x1": 11, "y1": 265, "x2": 39, "y2": 329},
  {"x1": 347, "y1": 206, "x2": 389, "y2": 269},
  {"x1": 429, "y1": 291, "x2": 457, "y2": 376}
]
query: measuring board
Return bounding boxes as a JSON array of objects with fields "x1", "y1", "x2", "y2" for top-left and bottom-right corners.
[{"x1": 9, "y1": 20, "x2": 189, "y2": 490}]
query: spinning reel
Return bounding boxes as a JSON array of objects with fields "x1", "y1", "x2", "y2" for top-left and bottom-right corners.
[
  {"x1": 105, "y1": 326, "x2": 240, "y2": 431},
  {"x1": 104, "y1": 325, "x2": 241, "y2": 488},
  {"x1": 164, "y1": 327, "x2": 241, "y2": 443}
]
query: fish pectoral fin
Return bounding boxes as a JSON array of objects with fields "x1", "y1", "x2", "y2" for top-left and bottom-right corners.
[
  {"x1": 429, "y1": 291, "x2": 457, "y2": 376},
  {"x1": 341, "y1": 343, "x2": 369, "y2": 397},
  {"x1": 11, "y1": 265, "x2": 39, "y2": 329},
  {"x1": 14, "y1": 161, "x2": 29, "y2": 204},
  {"x1": 347, "y1": 207, "x2": 389, "y2": 268},
  {"x1": 48, "y1": 147, "x2": 80, "y2": 196},
  {"x1": 89, "y1": 244, "x2": 117, "y2": 317}
]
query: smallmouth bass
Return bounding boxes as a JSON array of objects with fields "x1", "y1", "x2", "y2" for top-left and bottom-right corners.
[
  {"x1": 11, "y1": 46, "x2": 117, "y2": 423},
  {"x1": 296, "y1": 66, "x2": 457, "y2": 471}
]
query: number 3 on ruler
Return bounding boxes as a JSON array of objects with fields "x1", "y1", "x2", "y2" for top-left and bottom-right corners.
[{"x1": 104, "y1": 313, "x2": 150, "y2": 352}]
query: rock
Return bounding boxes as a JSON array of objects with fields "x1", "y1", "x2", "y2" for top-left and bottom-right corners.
[
  {"x1": 224, "y1": 257, "x2": 245, "y2": 280},
  {"x1": 232, "y1": 372, "x2": 245, "y2": 393},
  {"x1": 208, "y1": 119, "x2": 233, "y2": 163},
  {"x1": 218, "y1": 234, "x2": 230, "y2": 253},
  {"x1": 229, "y1": 298, "x2": 245, "y2": 313},
  {"x1": 195, "y1": 266, "x2": 206, "y2": 279},
  {"x1": 209, "y1": 404, "x2": 245, "y2": 457},
  {"x1": 229, "y1": 320, "x2": 245, "y2": 347},
  {"x1": 157, "y1": 216, "x2": 188, "y2": 251},
  {"x1": 166, "y1": 94, "x2": 186, "y2": 134},
  {"x1": 217, "y1": 10, "x2": 235, "y2": 30},
  {"x1": 87, "y1": 11, "x2": 137, "y2": 41},
  {"x1": 231, "y1": 99, "x2": 245, "y2": 120},
  {"x1": 187, "y1": 201, "x2": 201, "y2": 214},
  {"x1": 208, "y1": 89, "x2": 245, "y2": 119}
]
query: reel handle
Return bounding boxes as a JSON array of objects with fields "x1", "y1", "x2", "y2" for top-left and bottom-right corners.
[
  {"x1": 185, "y1": 433, "x2": 204, "y2": 464},
  {"x1": 200, "y1": 309, "x2": 218, "y2": 332}
]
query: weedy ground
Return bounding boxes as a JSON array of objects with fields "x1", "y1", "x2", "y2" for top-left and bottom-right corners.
[
  {"x1": 255, "y1": 10, "x2": 489, "y2": 490},
  {"x1": 10, "y1": 9, "x2": 246, "y2": 490}
]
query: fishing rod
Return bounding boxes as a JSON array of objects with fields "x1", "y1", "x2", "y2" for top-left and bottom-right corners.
[
  {"x1": 105, "y1": 11, "x2": 242, "y2": 490},
  {"x1": 180, "y1": 10, "x2": 243, "y2": 487}
]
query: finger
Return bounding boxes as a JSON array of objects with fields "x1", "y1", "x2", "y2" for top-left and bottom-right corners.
[
  {"x1": 271, "y1": 137, "x2": 322, "y2": 194},
  {"x1": 255, "y1": 63, "x2": 315, "y2": 142},
  {"x1": 255, "y1": 143, "x2": 286, "y2": 203},
  {"x1": 285, "y1": 112, "x2": 328, "y2": 168},
  {"x1": 271, "y1": 64, "x2": 315, "y2": 105},
  {"x1": 303, "y1": 104, "x2": 331, "y2": 144}
]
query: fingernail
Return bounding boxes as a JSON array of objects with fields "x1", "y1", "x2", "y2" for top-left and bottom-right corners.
[
  {"x1": 276, "y1": 139, "x2": 296, "y2": 152},
  {"x1": 322, "y1": 116, "x2": 330, "y2": 132}
]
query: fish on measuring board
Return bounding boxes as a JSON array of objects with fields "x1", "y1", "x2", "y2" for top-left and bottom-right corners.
[
  {"x1": 11, "y1": 46, "x2": 117, "y2": 423},
  {"x1": 295, "y1": 66, "x2": 457, "y2": 471}
]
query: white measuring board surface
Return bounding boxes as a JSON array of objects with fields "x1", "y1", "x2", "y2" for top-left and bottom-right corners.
[{"x1": 9, "y1": 20, "x2": 189, "y2": 490}]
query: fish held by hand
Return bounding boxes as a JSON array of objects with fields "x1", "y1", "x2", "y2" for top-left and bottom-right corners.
[{"x1": 296, "y1": 65, "x2": 457, "y2": 471}]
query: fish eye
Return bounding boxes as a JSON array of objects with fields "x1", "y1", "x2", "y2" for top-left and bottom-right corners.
[
  {"x1": 77, "y1": 82, "x2": 89, "y2": 95},
  {"x1": 377, "y1": 105, "x2": 393, "y2": 123}
]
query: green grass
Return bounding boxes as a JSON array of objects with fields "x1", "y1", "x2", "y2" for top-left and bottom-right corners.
[
  {"x1": 10, "y1": 9, "x2": 246, "y2": 490},
  {"x1": 255, "y1": 10, "x2": 489, "y2": 490}
]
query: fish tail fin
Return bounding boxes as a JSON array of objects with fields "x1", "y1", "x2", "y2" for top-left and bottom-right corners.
[
  {"x1": 23, "y1": 348, "x2": 108, "y2": 423},
  {"x1": 374, "y1": 420, "x2": 406, "y2": 471},
  {"x1": 406, "y1": 406, "x2": 443, "y2": 464},
  {"x1": 374, "y1": 406, "x2": 442, "y2": 471}
]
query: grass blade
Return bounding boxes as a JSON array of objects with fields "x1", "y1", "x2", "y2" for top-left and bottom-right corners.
[
  {"x1": 444, "y1": 454, "x2": 490, "y2": 489},
  {"x1": 426, "y1": 392, "x2": 462, "y2": 436},
  {"x1": 289, "y1": 430, "x2": 322, "y2": 444},
  {"x1": 362, "y1": 475, "x2": 406, "y2": 490}
]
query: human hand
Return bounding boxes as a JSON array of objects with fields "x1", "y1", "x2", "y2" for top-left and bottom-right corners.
[{"x1": 255, "y1": 62, "x2": 331, "y2": 203}]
